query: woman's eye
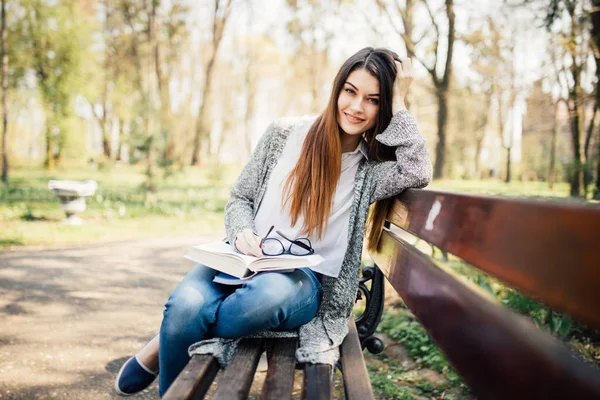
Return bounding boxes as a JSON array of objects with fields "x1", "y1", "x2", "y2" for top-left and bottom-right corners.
[
  {"x1": 368, "y1": 98, "x2": 379, "y2": 105},
  {"x1": 345, "y1": 88, "x2": 355, "y2": 95}
]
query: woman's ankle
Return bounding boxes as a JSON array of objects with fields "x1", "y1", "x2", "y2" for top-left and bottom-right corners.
[
  {"x1": 136, "y1": 353, "x2": 159, "y2": 374},
  {"x1": 135, "y1": 355, "x2": 159, "y2": 375}
]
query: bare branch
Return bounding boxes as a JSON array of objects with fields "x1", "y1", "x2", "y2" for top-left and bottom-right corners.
[
  {"x1": 376, "y1": 0, "x2": 438, "y2": 83},
  {"x1": 442, "y1": 0, "x2": 455, "y2": 87},
  {"x1": 422, "y1": 0, "x2": 440, "y2": 40}
]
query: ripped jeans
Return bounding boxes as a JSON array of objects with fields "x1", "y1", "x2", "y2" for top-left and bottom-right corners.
[{"x1": 158, "y1": 263, "x2": 323, "y2": 396}]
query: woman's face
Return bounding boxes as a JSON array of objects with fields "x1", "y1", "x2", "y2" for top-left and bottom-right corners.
[{"x1": 337, "y1": 68, "x2": 380, "y2": 137}]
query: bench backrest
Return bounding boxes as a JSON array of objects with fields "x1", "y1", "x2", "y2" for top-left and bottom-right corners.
[{"x1": 370, "y1": 189, "x2": 600, "y2": 398}]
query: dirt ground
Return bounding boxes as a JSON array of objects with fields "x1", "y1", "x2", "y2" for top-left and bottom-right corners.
[
  {"x1": 0, "y1": 236, "x2": 223, "y2": 399},
  {"x1": 0, "y1": 235, "x2": 361, "y2": 400}
]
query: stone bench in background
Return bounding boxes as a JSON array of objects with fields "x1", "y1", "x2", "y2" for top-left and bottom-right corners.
[{"x1": 48, "y1": 180, "x2": 98, "y2": 225}]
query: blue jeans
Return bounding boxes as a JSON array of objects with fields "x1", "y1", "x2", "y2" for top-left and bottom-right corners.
[{"x1": 158, "y1": 264, "x2": 323, "y2": 396}]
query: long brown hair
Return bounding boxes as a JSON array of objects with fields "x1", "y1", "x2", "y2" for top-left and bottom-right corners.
[{"x1": 284, "y1": 47, "x2": 400, "y2": 251}]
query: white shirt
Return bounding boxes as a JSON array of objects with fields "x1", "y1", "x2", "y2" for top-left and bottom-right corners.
[{"x1": 253, "y1": 118, "x2": 368, "y2": 278}]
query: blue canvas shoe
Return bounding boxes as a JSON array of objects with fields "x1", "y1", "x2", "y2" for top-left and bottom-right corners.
[{"x1": 114, "y1": 355, "x2": 158, "y2": 396}]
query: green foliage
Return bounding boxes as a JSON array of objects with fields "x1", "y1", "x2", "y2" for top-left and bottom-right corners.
[
  {"x1": 379, "y1": 312, "x2": 462, "y2": 385},
  {"x1": 442, "y1": 257, "x2": 580, "y2": 340},
  {"x1": 367, "y1": 364, "x2": 416, "y2": 400},
  {"x1": 502, "y1": 289, "x2": 575, "y2": 339},
  {"x1": 0, "y1": 164, "x2": 234, "y2": 246},
  {"x1": 430, "y1": 257, "x2": 600, "y2": 365},
  {"x1": 429, "y1": 179, "x2": 571, "y2": 199},
  {"x1": 12, "y1": 0, "x2": 93, "y2": 167}
]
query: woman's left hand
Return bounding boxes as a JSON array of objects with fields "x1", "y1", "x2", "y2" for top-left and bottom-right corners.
[{"x1": 393, "y1": 57, "x2": 413, "y2": 114}]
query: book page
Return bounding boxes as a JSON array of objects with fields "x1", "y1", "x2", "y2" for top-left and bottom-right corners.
[
  {"x1": 195, "y1": 241, "x2": 257, "y2": 266},
  {"x1": 249, "y1": 254, "x2": 325, "y2": 272},
  {"x1": 191, "y1": 241, "x2": 325, "y2": 274}
]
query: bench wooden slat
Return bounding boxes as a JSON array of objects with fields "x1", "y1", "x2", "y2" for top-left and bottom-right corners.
[
  {"x1": 302, "y1": 364, "x2": 332, "y2": 400},
  {"x1": 388, "y1": 189, "x2": 600, "y2": 328},
  {"x1": 260, "y1": 337, "x2": 297, "y2": 400},
  {"x1": 162, "y1": 354, "x2": 219, "y2": 400},
  {"x1": 214, "y1": 338, "x2": 265, "y2": 400},
  {"x1": 340, "y1": 317, "x2": 375, "y2": 400},
  {"x1": 371, "y1": 229, "x2": 600, "y2": 399}
]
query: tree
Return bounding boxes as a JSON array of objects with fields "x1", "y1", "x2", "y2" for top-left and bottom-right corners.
[
  {"x1": 1, "y1": 0, "x2": 7, "y2": 184},
  {"x1": 157, "y1": 1, "x2": 188, "y2": 162},
  {"x1": 17, "y1": 0, "x2": 88, "y2": 170},
  {"x1": 89, "y1": 0, "x2": 117, "y2": 160},
  {"x1": 284, "y1": 0, "x2": 339, "y2": 114},
  {"x1": 462, "y1": 15, "x2": 522, "y2": 183},
  {"x1": 376, "y1": 0, "x2": 456, "y2": 179},
  {"x1": 591, "y1": 0, "x2": 600, "y2": 198},
  {"x1": 536, "y1": 0, "x2": 597, "y2": 196},
  {"x1": 190, "y1": 0, "x2": 233, "y2": 166}
]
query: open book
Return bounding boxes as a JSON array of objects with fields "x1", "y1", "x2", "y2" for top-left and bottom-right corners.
[{"x1": 184, "y1": 241, "x2": 325, "y2": 284}]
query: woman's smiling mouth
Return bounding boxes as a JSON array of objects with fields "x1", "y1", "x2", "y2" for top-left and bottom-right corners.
[{"x1": 345, "y1": 113, "x2": 364, "y2": 124}]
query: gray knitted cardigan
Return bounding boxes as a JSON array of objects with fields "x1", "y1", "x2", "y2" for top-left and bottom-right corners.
[{"x1": 189, "y1": 110, "x2": 432, "y2": 367}]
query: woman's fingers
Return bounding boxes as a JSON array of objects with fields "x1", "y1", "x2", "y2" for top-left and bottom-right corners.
[
  {"x1": 400, "y1": 57, "x2": 412, "y2": 76},
  {"x1": 249, "y1": 232, "x2": 264, "y2": 257},
  {"x1": 392, "y1": 56, "x2": 413, "y2": 113},
  {"x1": 235, "y1": 229, "x2": 264, "y2": 257},
  {"x1": 394, "y1": 57, "x2": 413, "y2": 94},
  {"x1": 395, "y1": 57, "x2": 412, "y2": 79}
]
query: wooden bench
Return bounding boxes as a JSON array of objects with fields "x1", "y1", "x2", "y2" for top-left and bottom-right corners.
[{"x1": 164, "y1": 189, "x2": 600, "y2": 399}]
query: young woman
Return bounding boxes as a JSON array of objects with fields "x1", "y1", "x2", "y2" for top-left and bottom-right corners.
[{"x1": 115, "y1": 47, "x2": 432, "y2": 397}]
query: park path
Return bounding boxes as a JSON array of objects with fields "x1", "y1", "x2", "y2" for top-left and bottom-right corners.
[{"x1": 0, "y1": 236, "x2": 222, "y2": 400}]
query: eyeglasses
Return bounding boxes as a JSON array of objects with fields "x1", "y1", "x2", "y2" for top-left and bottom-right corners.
[{"x1": 260, "y1": 225, "x2": 315, "y2": 256}]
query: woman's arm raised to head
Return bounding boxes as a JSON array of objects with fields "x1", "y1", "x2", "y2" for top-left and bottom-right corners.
[
  {"x1": 368, "y1": 57, "x2": 432, "y2": 203},
  {"x1": 224, "y1": 122, "x2": 276, "y2": 246},
  {"x1": 369, "y1": 110, "x2": 433, "y2": 204}
]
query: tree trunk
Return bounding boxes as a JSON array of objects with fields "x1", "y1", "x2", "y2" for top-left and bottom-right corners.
[
  {"x1": 434, "y1": 86, "x2": 449, "y2": 179},
  {"x1": 145, "y1": 135, "x2": 154, "y2": 191},
  {"x1": 505, "y1": 146, "x2": 512, "y2": 183},
  {"x1": 154, "y1": 3, "x2": 175, "y2": 162},
  {"x1": 145, "y1": 0, "x2": 158, "y2": 191},
  {"x1": 569, "y1": 97, "x2": 583, "y2": 197},
  {"x1": 474, "y1": 137, "x2": 483, "y2": 178},
  {"x1": 102, "y1": 130, "x2": 111, "y2": 159},
  {"x1": 567, "y1": 4, "x2": 585, "y2": 198},
  {"x1": 1, "y1": 0, "x2": 7, "y2": 184},
  {"x1": 99, "y1": 84, "x2": 111, "y2": 160},
  {"x1": 54, "y1": 127, "x2": 64, "y2": 167},
  {"x1": 44, "y1": 124, "x2": 55, "y2": 171},
  {"x1": 191, "y1": 55, "x2": 215, "y2": 166},
  {"x1": 592, "y1": 0, "x2": 600, "y2": 199},
  {"x1": 101, "y1": 0, "x2": 112, "y2": 160},
  {"x1": 432, "y1": 0, "x2": 455, "y2": 180},
  {"x1": 595, "y1": 127, "x2": 600, "y2": 199},
  {"x1": 548, "y1": 102, "x2": 560, "y2": 189},
  {"x1": 504, "y1": 109, "x2": 514, "y2": 184},
  {"x1": 116, "y1": 117, "x2": 124, "y2": 161},
  {"x1": 191, "y1": 0, "x2": 233, "y2": 166}
]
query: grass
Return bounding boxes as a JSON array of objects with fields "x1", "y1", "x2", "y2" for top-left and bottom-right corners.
[
  {"x1": 366, "y1": 308, "x2": 470, "y2": 400},
  {"x1": 429, "y1": 179, "x2": 572, "y2": 199},
  {"x1": 365, "y1": 254, "x2": 600, "y2": 399},
  {"x1": 1, "y1": 163, "x2": 584, "y2": 249},
  {"x1": 0, "y1": 163, "x2": 237, "y2": 247}
]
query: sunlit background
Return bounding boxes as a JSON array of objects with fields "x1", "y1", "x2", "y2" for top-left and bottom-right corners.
[
  {"x1": 1, "y1": 2, "x2": 599, "y2": 399},
  {"x1": 2, "y1": 0, "x2": 598, "y2": 193}
]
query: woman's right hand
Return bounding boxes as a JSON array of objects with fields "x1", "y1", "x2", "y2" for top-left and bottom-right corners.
[
  {"x1": 392, "y1": 57, "x2": 413, "y2": 114},
  {"x1": 234, "y1": 228, "x2": 264, "y2": 257}
]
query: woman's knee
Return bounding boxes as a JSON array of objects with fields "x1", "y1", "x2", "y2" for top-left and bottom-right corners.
[
  {"x1": 162, "y1": 281, "x2": 225, "y2": 335},
  {"x1": 162, "y1": 285, "x2": 209, "y2": 329}
]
